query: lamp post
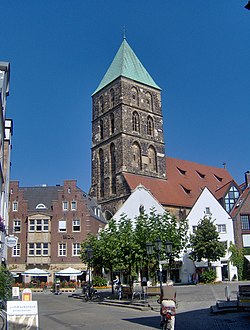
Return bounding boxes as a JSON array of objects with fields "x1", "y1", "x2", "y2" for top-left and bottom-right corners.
[
  {"x1": 85, "y1": 245, "x2": 93, "y2": 298},
  {"x1": 165, "y1": 241, "x2": 173, "y2": 281},
  {"x1": 146, "y1": 239, "x2": 173, "y2": 292}
]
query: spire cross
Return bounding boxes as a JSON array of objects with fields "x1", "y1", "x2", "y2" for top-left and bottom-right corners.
[{"x1": 123, "y1": 26, "x2": 126, "y2": 40}]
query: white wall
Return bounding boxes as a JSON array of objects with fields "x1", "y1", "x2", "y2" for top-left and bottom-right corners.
[{"x1": 180, "y1": 187, "x2": 237, "y2": 283}]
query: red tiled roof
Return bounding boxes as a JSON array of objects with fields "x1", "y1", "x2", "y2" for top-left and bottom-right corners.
[{"x1": 123, "y1": 157, "x2": 234, "y2": 208}]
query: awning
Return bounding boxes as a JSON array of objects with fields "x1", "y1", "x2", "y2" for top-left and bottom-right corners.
[{"x1": 244, "y1": 255, "x2": 250, "y2": 262}]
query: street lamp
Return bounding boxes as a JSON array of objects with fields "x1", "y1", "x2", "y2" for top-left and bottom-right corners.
[
  {"x1": 85, "y1": 245, "x2": 93, "y2": 298},
  {"x1": 165, "y1": 241, "x2": 173, "y2": 281},
  {"x1": 146, "y1": 239, "x2": 172, "y2": 293}
]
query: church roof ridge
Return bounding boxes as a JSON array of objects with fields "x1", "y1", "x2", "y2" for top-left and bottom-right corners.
[{"x1": 93, "y1": 39, "x2": 161, "y2": 94}]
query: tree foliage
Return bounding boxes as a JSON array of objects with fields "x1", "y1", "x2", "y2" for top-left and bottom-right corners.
[
  {"x1": 80, "y1": 209, "x2": 188, "y2": 287},
  {"x1": 189, "y1": 215, "x2": 226, "y2": 269},
  {"x1": 0, "y1": 266, "x2": 14, "y2": 304},
  {"x1": 229, "y1": 243, "x2": 244, "y2": 280}
]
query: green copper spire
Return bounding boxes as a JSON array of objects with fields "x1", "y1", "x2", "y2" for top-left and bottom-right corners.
[{"x1": 93, "y1": 39, "x2": 161, "y2": 94}]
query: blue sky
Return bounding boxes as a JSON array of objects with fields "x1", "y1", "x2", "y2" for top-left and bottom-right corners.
[{"x1": 1, "y1": 1, "x2": 250, "y2": 192}]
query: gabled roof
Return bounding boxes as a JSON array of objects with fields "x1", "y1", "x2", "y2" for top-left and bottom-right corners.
[
  {"x1": 231, "y1": 187, "x2": 250, "y2": 218},
  {"x1": 123, "y1": 157, "x2": 234, "y2": 208},
  {"x1": 93, "y1": 38, "x2": 160, "y2": 94}
]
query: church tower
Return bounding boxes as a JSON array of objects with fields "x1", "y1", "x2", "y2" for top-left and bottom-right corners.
[{"x1": 90, "y1": 38, "x2": 166, "y2": 219}]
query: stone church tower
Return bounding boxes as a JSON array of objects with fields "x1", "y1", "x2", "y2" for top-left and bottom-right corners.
[{"x1": 89, "y1": 38, "x2": 166, "y2": 219}]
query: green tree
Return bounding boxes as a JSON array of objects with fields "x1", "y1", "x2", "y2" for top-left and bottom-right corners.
[
  {"x1": 80, "y1": 209, "x2": 189, "y2": 288},
  {"x1": 189, "y1": 215, "x2": 226, "y2": 269},
  {"x1": 0, "y1": 266, "x2": 14, "y2": 305},
  {"x1": 229, "y1": 243, "x2": 244, "y2": 280}
]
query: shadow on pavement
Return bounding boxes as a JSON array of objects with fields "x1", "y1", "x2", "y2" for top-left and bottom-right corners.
[{"x1": 123, "y1": 308, "x2": 250, "y2": 329}]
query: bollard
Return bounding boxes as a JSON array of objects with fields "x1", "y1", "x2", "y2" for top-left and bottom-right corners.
[{"x1": 225, "y1": 285, "x2": 231, "y2": 302}]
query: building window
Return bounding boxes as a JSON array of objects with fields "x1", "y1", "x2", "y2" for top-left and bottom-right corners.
[
  {"x1": 99, "y1": 148, "x2": 104, "y2": 197},
  {"x1": 110, "y1": 113, "x2": 115, "y2": 134},
  {"x1": 72, "y1": 220, "x2": 80, "y2": 232},
  {"x1": 205, "y1": 207, "x2": 211, "y2": 215},
  {"x1": 148, "y1": 145, "x2": 157, "y2": 172},
  {"x1": 13, "y1": 220, "x2": 21, "y2": 232},
  {"x1": 110, "y1": 88, "x2": 115, "y2": 108},
  {"x1": 71, "y1": 201, "x2": 77, "y2": 211},
  {"x1": 94, "y1": 207, "x2": 100, "y2": 217},
  {"x1": 58, "y1": 243, "x2": 67, "y2": 256},
  {"x1": 59, "y1": 220, "x2": 67, "y2": 232},
  {"x1": 241, "y1": 215, "x2": 250, "y2": 230},
  {"x1": 29, "y1": 219, "x2": 49, "y2": 232},
  {"x1": 132, "y1": 142, "x2": 142, "y2": 169},
  {"x1": 63, "y1": 201, "x2": 68, "y2": 211},
  {"x1": 217, "y1": 224, "x2": 226, "y2": 233},
  {"x1": 100, "y1": 119, "x2": 104, "y2": 140},
  {"x1": 131, "y1": 87, "x2": 138, "y2": 106},
  {"x1": 28, "y1": 243, "x2": 49, "y2": 256},
  {"x1": 147, "y1": 116, "x2": 154, "y2": 136},
  {"x1": 35, "y1": 203, "x2": 47, "y2": 209},
  {"x1": 225, "y1": 186, "x2": 240, "y2": 212},
  {"x1": 43, "y1": 243, "x2": 49, "y2": 255},
  {"x1": 12, "y1": 243, "x2": 20, "y2": 257},
  {"x1": 36, "y1": 243, "x2": 42, "y2": 255},
  {"x1": 12, "y1": 201, "x2": 18, "y2": 212},
  {"x1": 145, "y1": 92, "x2": 153, "y2": 111},
  {"x1": 243, "y1": 234, "x2": 250, "y2": 247},
  {"x1": 99, "y1": 96, "x2": 104, "y2": 113},
  {"x1": 28, "y1": 243, "x2": 35, "y2": 255},
  {"x1": 132, "y1": 111, "x2": 140, "y2": 132},
  {"x1": 72, "y1": 243, "x2": 81, "y2": 256},
  {"x1": 110, "y1": 143, "x2": 116, "y2": 194}
]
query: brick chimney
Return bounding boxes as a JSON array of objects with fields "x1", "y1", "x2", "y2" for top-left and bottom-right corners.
[{"x1": 245, "y1": 171, "x2": 250, "y2": 187}]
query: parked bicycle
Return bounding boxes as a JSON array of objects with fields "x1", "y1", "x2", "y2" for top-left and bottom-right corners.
[
  {"x1": 0, "y1": 300, "x2": 6, "y2": 330},
  {"x1": 83, "y1": 284, "x2": 100, "y2": 301}
]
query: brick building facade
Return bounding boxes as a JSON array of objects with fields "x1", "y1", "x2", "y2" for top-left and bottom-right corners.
[{"x1": 7, "y1": 180, "x2": 107, "y2": 281}]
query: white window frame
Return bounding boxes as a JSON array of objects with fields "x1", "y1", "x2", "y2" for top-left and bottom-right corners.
[
  {"x1": 72, "y1": 242, "x2": 81, "y2": 256},
  {"x1": 71, "y1": 201, "x2": 77, "y2": 210},
  {"x1": 63, "y1": 201, "x2": 68, "y2": 211},
  {"x1": 12, "y1": 243, "x2": 21, "y2": 257},
  {"x1": 243, "y1": 234, "x2": 250, "y2": 248},
  {"x1": 59, "y1": 220, "x2": 67, "y2": 232},
  {"x1": 72, "y1": 219, "x2": 80, "y2": 232},
  {"x1": 29, "y1": 219, "x2": 49, "y2": 232},
  {"x1": 13, "y1": 219, "x2": 21, "y2": 232},
  {"x1": 12, "y1": 201, "x2": 18, "y2": 212},
  {"x1": 28, "y1": 243, "x2": 35, "y2": 255},
  {"x1": 58, "y1": 243, "x2": 67, "y2": 256},
  {"x1": 217, "y1": 224, "x2": 226, "y2": 233}
]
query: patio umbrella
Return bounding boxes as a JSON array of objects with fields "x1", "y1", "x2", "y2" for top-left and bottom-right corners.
[
  {"x1": 55, "y1": 267, "x2": 83, "y2": 276},
  {"x1": 21, "y1": 267, "x2": 50, "y2": 276}
]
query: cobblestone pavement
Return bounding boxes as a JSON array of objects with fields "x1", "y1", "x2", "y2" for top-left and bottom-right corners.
[{"x1": 34, "y1": 282, "x2": 250, "y2": 329}]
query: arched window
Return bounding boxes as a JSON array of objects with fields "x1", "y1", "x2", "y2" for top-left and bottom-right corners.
[
  {"x1": 148, "y1": 145, "x2": 157, "y2": 172},
  {"x1": 110, "y1": 113, "x2": 115, "y2": 134},
  {"x1": 110, "y1": 88, "x2": 115, "y2": 108},
  {"x1": 99, "y1": 149, "x2": 104, "y2": 197},
  {"x1": 132, "y1": 111, "x2": 140, "y2": 132},
  {"x1": 100, "y1": 119, "x2": 104, "y2": 139},
  {"x1": 110, "y1": 143, "x2": 116, "y2": 194},
  {"x1": 131, "y1": 87, "x2": 139, "y2": 106},
  {"x1": 145, "y1": 92, "x2": 153, "y2": 111},
  {"x1": 147, "y1": 116, "x2": 154, "y2": 136},
  {"x1": 132, "y1": 142, "x2": 142, "y2": 169},
  {"x1": 99, "y1": 96, "x2": 104, "y2": 113}
]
